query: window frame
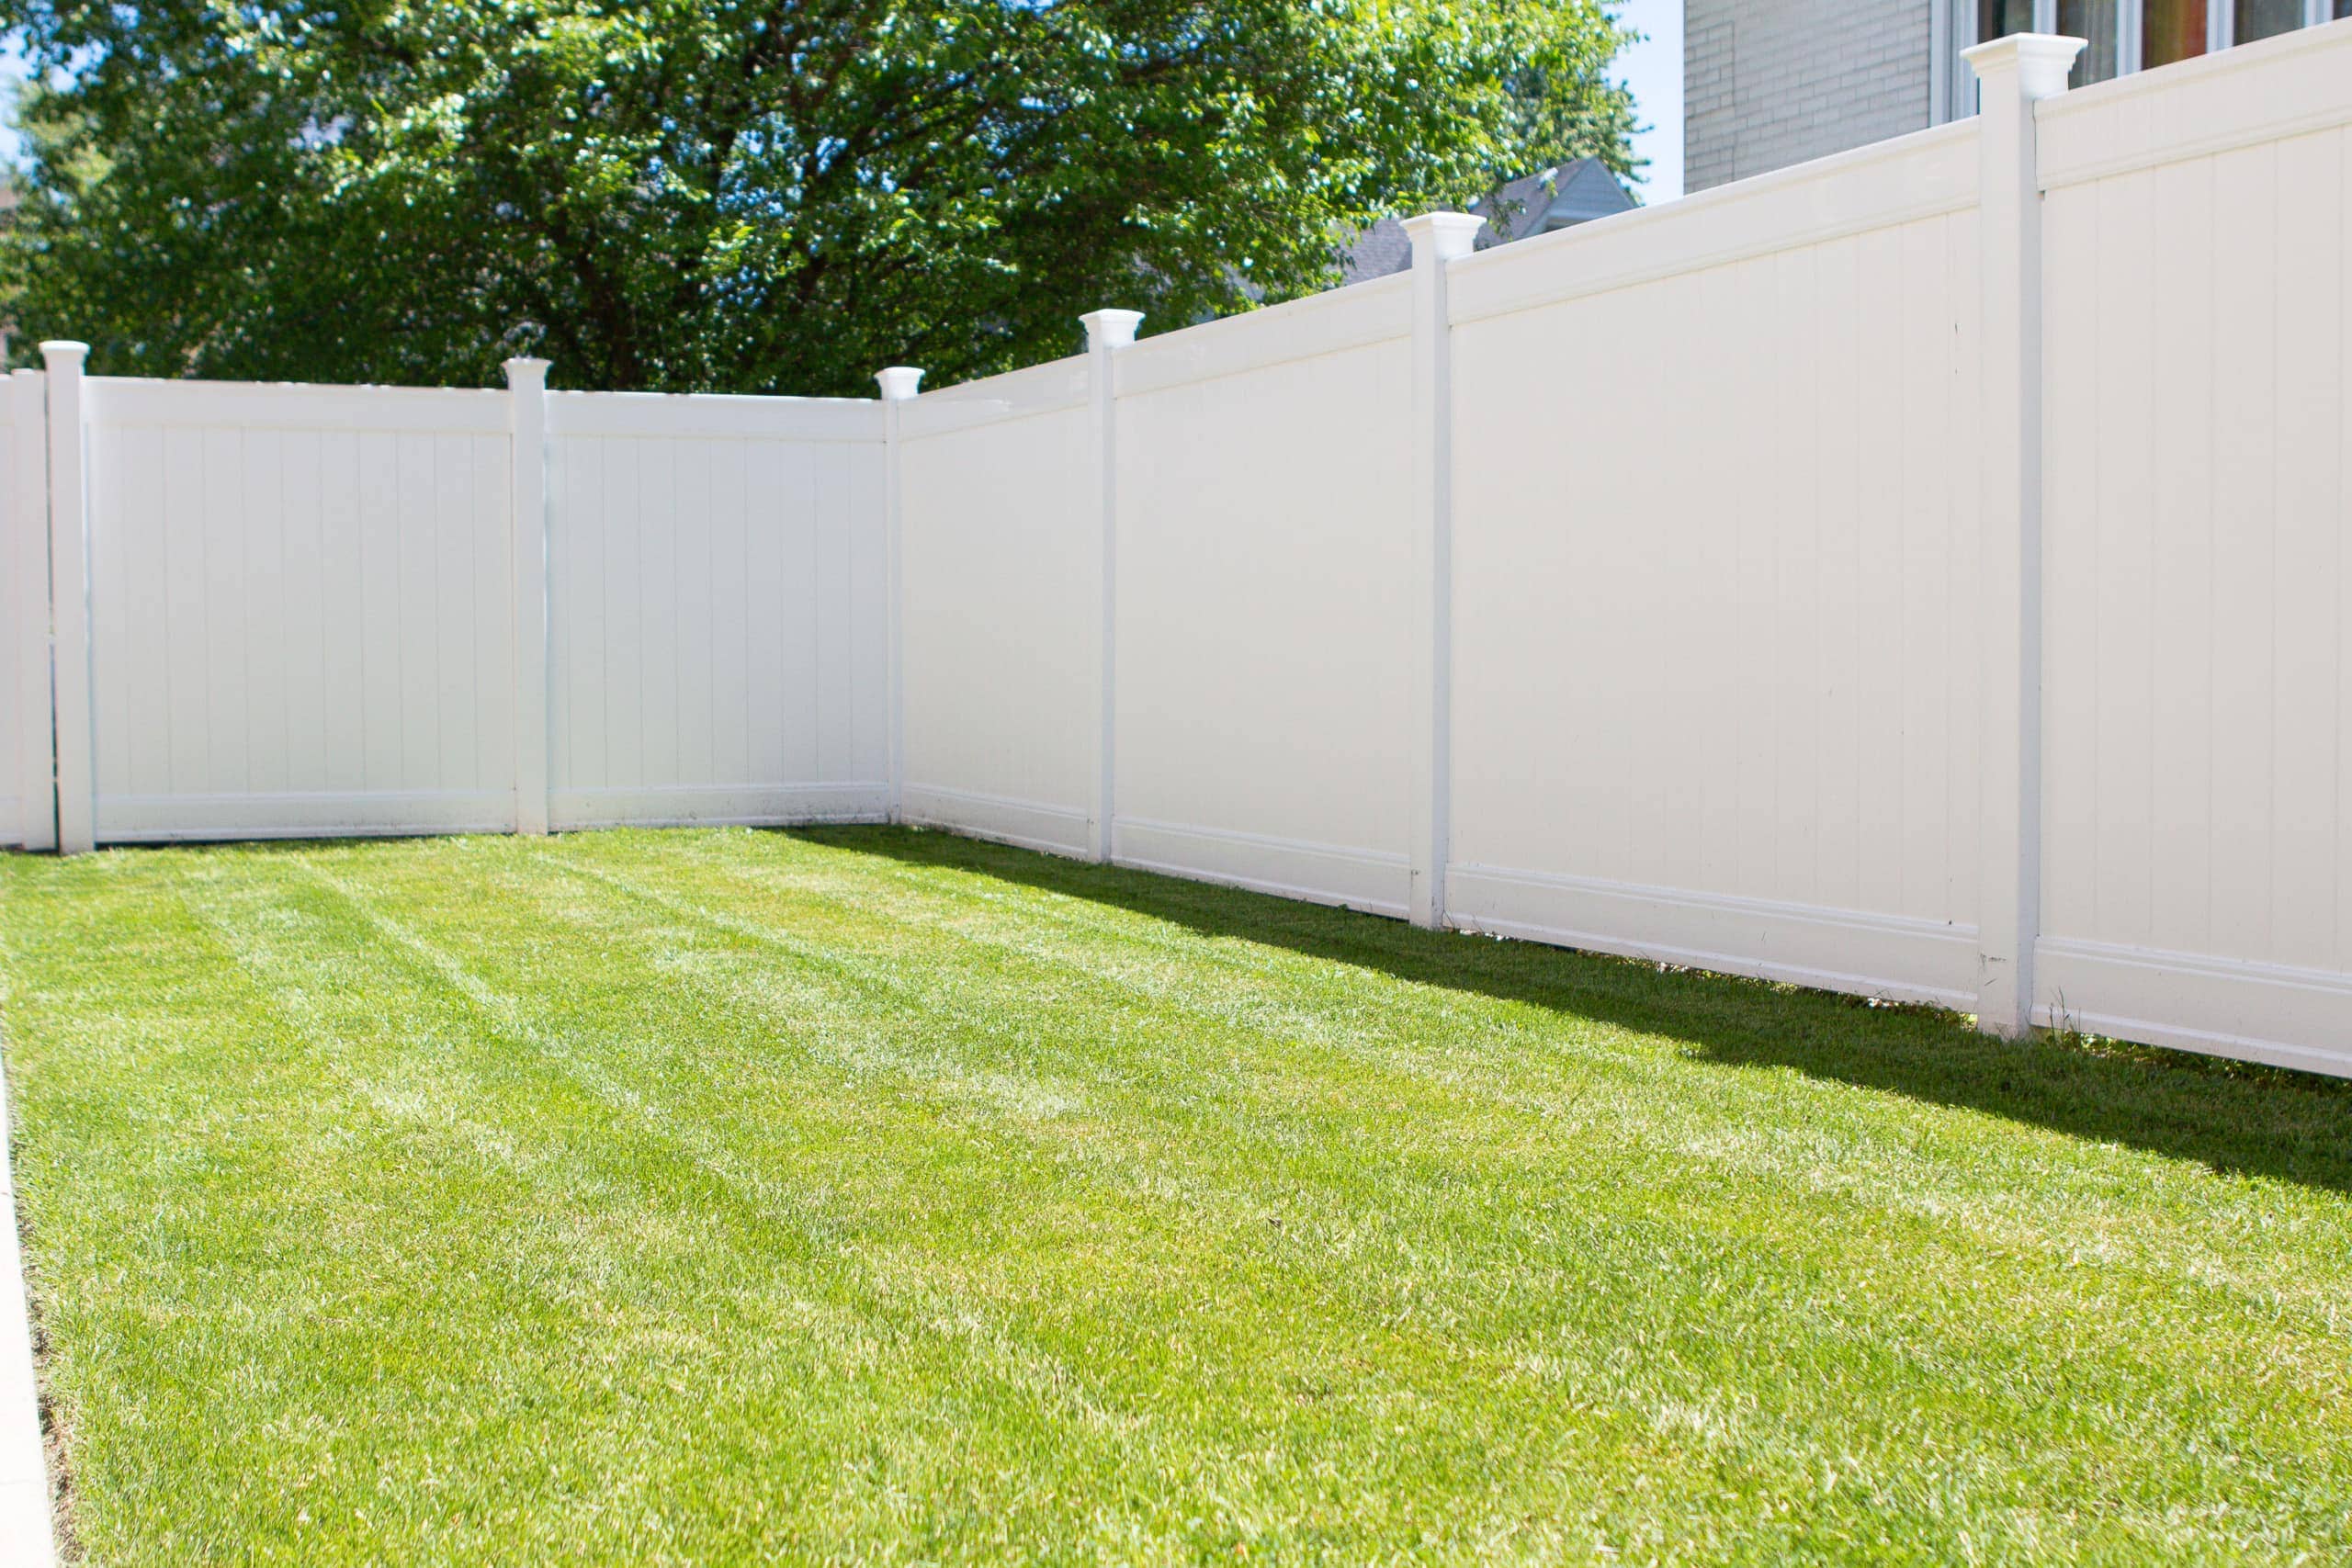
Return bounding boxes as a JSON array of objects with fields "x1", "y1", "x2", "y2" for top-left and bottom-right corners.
[{"x1": 1939, "y1": 0, "x2": 2346, "y2": 122}]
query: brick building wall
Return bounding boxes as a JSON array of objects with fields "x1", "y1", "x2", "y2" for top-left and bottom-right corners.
[{"x1": 1685, "y1": 0, "x2": 1938, "y2": 193}]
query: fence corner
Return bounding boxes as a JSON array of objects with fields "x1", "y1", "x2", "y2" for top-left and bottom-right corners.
[
  {"x1": 504, "y1": 355, "x2": 552, "y2": 838},
  {"x1": 1081, "y1": 311, "x2": 1141, "y2": 865},
  {"x1": 877, "y1": 366, "x2": 923, "y2": 826}
]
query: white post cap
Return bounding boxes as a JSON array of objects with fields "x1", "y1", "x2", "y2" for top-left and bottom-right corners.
[
  {"x1": 503, "y1": 355, "x2": 550, "y2": 389},
  {"x1": 1402, "y1": 212, "x2": 1484, "y2": 265},
  {"x1": 1962, "y1": 33, "x2": 2086, "y2": 97},
  {"x1": 875, "y1": 367, "x2": 924, "y2": 400},
  {"x1": 39, "y1": 341, "x2": 87, "y2": 367},
  {"x1": 1080, "y1": 310, "x2": 1144, "y2": 351}
]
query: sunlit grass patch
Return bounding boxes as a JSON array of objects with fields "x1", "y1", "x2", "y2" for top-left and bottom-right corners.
[{"x1": 1, "y1": 827, "x2": 2346, "y2": 1564}]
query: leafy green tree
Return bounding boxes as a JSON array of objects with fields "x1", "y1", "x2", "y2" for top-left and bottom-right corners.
[{"x1": 0, "y1": 0, "x2": 1634, "y2": 393}]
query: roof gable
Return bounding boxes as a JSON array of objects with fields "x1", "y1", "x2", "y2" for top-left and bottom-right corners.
[{"x1": 1334, "y1": 158, "x2": 1635, "y2": 287}]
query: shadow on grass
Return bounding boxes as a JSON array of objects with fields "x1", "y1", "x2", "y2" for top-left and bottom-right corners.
[{"x1": 793, "y1": 825, "x2": 2352, "y2": 1198}]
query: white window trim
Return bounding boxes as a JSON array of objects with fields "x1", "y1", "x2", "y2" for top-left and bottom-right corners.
[{"x1": 1940, "y1": 0, "x2": 2346, "y2": 122}]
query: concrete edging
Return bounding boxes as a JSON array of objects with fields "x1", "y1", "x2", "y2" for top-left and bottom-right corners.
[{"x1": 0, "y1": 1056, "x2": 58, "y2": 1566}]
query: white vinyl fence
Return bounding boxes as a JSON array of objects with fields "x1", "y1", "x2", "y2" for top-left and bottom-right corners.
[
  {"x1": 84, "y1": 378, "x2": 522, "y2": 841},
  {"x1": 897, "y1": 355, "x2": 1100, "y2": 854},
  {"x1": 1444, "y1": 118, "x2": 1988, "y2": 1011},
  {"x1": 2, "y1": 377, "x2": 40, "y2": 852},
  {"x1": 6, "y1": 23, "x2": 2351, "y2": 1079},
  {"x1": 3, "y1": 367, "x2": 893, "y2": 847},
  {"x1": 543, "y1": 391, "x2": 888, "y2": 830}
]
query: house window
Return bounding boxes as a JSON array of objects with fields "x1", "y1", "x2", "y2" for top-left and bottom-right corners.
[
  {"x1": 1946, "y1": 0, "x2": 2346, "y2": 120},
  {"x1": 2143, "y1": 0, "x2": 2209, "y2": 65},
  {"x1": 2060, "y1": 0, "x2": 2124, "y2": 81},
  {"x1": 1981, "y1": 0, "x2": 2039, "y2": 34},
  {"x1": 2235, "y1": 0, "x2": 2305, "y2": 38}
]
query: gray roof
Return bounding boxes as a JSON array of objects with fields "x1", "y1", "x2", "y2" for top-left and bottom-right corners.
[
  {"x1": 1336, "y1": 158, "x2": 1635, "y2": 285},
  {"x1": 1337, "y1": 217, "x2": 1417, "y2": 287}
]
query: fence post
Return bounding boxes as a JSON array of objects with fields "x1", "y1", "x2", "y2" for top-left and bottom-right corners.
[
  {"x1": 1403, "y1": 212, "x2": 1481, "y2": 931},
  {"x1": 876, "y1": 366, "x2": 924, "y2": 825},
  {"x1": 40, "y1": 344, "x2": 91, "y2": 856},
  {"x1": 504, "y1": 356, "x2": 552, "y2": 837},
  {"x1": 1967, "y1": 34, "x2": 2079, "y2": 1036},
  {"x1": 1080, "y1": 309, "x2": 1143, "y2": 865},
  {"x1": 9, "y1": 370, "x2": 51, "y2": 852}
]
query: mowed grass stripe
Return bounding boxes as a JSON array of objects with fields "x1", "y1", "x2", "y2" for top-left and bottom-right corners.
[
  {"x1": 320, "y1": 840, "x2": 1600, "y2": 1540},
  {"x1": 0, "y1": 852, "x2": 695, "y2": 1560},
  {"x1": 173, "y1": 846, "x2": 1216, "y2": 1558},
  {"x1": 243, "y1": 841, "x2": 2352, "y2": 1551},
  {"x1": 322, "y1": 838, "x2": 1944, "y2": 1554},
  {"x1": 0, "y1": 830, "x2": 2344, "y2": 1563},
  {"x1": 170, "y1": 831, "x2": 2352, "y2": 1561},
  {"x1": 560, "y1": 831, "x2": 2352, "y2": 1532},
  {"x1": 284, "y1": 831, "x2": 1599, "y2": 1561},
  {"x1": 577, "y1": 831, "x2": 2348, "y2": 1335},
  {"x1": 153, "y1": 852, "x2": 963, "y2": 1561}
]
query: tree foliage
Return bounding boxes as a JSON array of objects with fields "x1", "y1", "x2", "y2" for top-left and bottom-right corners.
[{"x1": 0, "y1": 0, "x2": 1634, "y2": 393}]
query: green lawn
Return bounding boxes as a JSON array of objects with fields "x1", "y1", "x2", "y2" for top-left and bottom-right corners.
[{"x1": 0, "y1": 829, "x2": 2347, "y2": 1565}]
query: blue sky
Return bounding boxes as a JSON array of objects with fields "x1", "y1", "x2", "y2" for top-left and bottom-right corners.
[
  {"x1": 0, "y1": 6, "x2": 1688, "y2": 197},
  {"x1": 1616, "y1": 0, "x2": 1685, "y2": 201},
  {"x1": 0, "y1": 37, "x2": 23, "y2": 165}
]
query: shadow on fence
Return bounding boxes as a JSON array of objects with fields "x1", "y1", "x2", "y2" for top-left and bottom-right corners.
[{"x1": 796, "y1": 825, "x2": 2352, "y2": 1198}]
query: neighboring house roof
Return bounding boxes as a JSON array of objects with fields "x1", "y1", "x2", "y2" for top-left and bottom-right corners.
[{"x1": 1337, "y1": 158, "x2": 1635, "y2": 286}]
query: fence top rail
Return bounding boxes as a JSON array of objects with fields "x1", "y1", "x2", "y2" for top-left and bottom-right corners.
[
  {"x1": 912, "y1": 353, "x2": 1088, "y2": 405},
  {"x1": 1445, "y1": 116, "x2": 1983, "y2": 329},
  {"x1": 907, "y1": 107, "x2": 1972, "y2": 405},
  {"x1": 1115, "y1": 271, "x2": 1410, "y2": 400},
  {"x1": 87, "y1": 376, "x2": 513, "y2": 434},
  {"x1": 2034, "y1": 14, "x2": 2352, "y2": 191},
  {"x1": 547, "y1": 389, "x2": 884, "y2": 444},
  {"x1": 900, "y1": 355, "x2": 1091, "y2": 442},
  {"x1": 902, "y1": 269, "x2": 1416, "y2": 421}
]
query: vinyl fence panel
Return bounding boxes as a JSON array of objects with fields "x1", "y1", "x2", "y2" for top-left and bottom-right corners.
[
  {"x1": 543, "y1": 392, "x2": 888, "y2": 829},
  {"x1": 83, "y1": 379, "x2": 520, "y2": 840},
  {"x1": 1444, "y1": 123, "x2": 1987, "y2": 1007},
  {"x1": 2034, "y1": 22, "x2": 2352, "y2": 1072},
  {"x1": 897, "y1": 358, "x2": 1101, "y2": 855},
  {"x1": 0, "y1": 381, "x2": 26, "y2": 847},
  {"x1": 1112, "y1": 277, "x2": 1417, "y2": 914}
]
